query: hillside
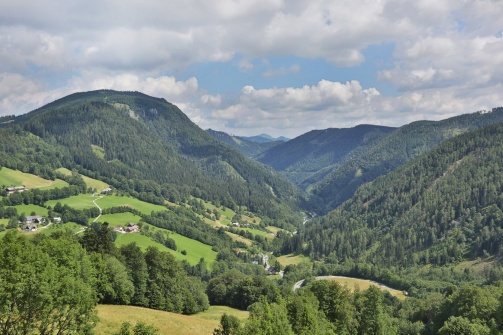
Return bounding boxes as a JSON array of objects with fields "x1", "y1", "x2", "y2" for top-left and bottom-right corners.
[
  {"x1": 206, "y1": 129, "x2": 282, "y2": 158},
  {"x1": 286, "y1": 122, "x2": 503, "y2": 271},
  {"x1": 0, "y1": 90, "x2": 300, "y2": 224},
  {"x1": 256, "y1": 125, "x2": 395, "y2": 190},
  {"x1": 308, "y1": 107, "x2": 503, "y2": 213}
]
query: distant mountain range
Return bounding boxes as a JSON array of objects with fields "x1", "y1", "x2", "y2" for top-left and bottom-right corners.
[
  {"x1": 240, "y1": 134, "x2": 290, "y2": 143},
  {"x1": 206, "y1": 129, "x2": 283, "y2": 158},
  {"x1": 209, "y1": 108, "x2": 503, "y2": 214}
]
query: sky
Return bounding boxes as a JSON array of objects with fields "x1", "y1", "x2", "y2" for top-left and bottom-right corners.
[{"x1": 1, "y1": 0, "x2": 503, "y2": 138}]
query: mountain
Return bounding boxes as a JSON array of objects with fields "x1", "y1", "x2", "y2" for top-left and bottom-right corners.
[
  {"x1": 256, "y1": 125, "x2": 396, "y2": 191},
  {"x1": 241, "y1": 134, "x2": 289, "y2": 143},
  {"x1": 307, "y1": 108, "x2": 503, "y2": 213},
  {"x1": 206, "y1": 129, "x2": 283, "y2": 158},
  {"x1": 0, "y1": 90, "x2": 300, "y2": 223},
  {"x1": 285, "y1": 121, "x2": 503, "y2": 269}
]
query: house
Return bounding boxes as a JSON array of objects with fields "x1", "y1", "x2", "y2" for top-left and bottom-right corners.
[
  {"x1": 53, "y1": 217, "x2": 62, "y2": 223},
  {"x1": 125, "y1": 222, "x2": 139, "y2": 233},
  {"x1": 231, "y1": 222, "x2": 240, "y2": 227},
  {"x1": 101, "y1": 187, "x2": 112, "y2": 194},
  {"x1": 114, "y1": 225, "x2": 125, "y2": 233},
  {"x1": 25, "y1": 216, "x2": 44, "y2": 224},
  {"x1": 6, "y1": 186, "x2": 26, "y2": 195},
  {"x1": 22, "y1": 223, "x2": 38, "y2": 232}
]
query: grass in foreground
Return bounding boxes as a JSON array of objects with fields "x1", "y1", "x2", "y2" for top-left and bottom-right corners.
[
  {"x1": 0, "y1": 167, "x2": 68, "y2": 190},
  {"x1": 95, "y1": 305, "x2": 248, "y2": 335}
]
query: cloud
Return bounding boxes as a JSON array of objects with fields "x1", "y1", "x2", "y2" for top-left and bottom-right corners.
[
  {"x1": 1, "y1": 0, "x2": 503, "y2": 138},
  {"x1": 197, "y1": 80, "x2": 382, "y2": 136},
  {"x1": 0, "y1": 72, "x2": 199, "y2": 115},
  {"x1": 263, "y1": 64, "x2": 300, "y2": 78}
]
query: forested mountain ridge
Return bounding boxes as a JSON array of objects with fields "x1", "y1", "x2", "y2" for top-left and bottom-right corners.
[
  {"x1": 309, "y1": 107, "x2": 503, "y2": 213},
  {"x1": 0, "y1": 90, "x2": 300, "y2": 223},
  {"x1": 285, "y1": 122, "x2": 503, "y2": 270},
  {"x1": 206, "y1": 128, "x2": 283, "y2": 158},
  {"x1": 256, "y1": 125, "x2": 396, "y2": 191}
]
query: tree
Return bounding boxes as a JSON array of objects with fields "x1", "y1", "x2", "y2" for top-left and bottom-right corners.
[
  {"x1": 438, "y1": 316, "x2": 490, "y2": 335},
  {"x1": 309, "y1": 280, "x2": 356, "y2": 334},
  {"x1": 240, "y1": 297, "x2": 293, "y2": 335},
  {"x1": 0, "y1": 231, "x2": 98, "y2": 334},
  {"x1": 114, "y1": 321, "x2": 159, "y2": 335},
  {"x1": 213, "y1": 313, "x2": 241, "y2": 335},
  {"x1": 120, "y1": 243, "x2": 149, "y2": 306},
  {"x1": 357, "y1": 286, "x2": 397, "y2": 335},
  {"x1": 286, "y1": 292, "x2": 335, "y2": 335}
]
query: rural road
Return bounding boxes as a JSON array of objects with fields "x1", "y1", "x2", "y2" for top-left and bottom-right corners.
[{"x1": 92, "y1": 196, "x2": 104, "y2": 222}]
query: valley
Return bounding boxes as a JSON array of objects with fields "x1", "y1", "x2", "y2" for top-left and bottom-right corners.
[{"x1": 1, "y1": 90, "x2": 503, "y2": 334}]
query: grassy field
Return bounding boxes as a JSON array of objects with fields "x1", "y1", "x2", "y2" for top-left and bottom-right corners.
[
  {"x1": 143, "y1": 223, "x2": 218, "y2": 265},
  {"x1": 56, "y1": 168, "x2": 109, "y2": 192},
  {"x1": 39, "y1": 222, "x2": 83, "y2": 235},
  {"x1": 322, "y1": 276, "x2": 407, "y2": 300},
  {"x1": 225, "y1": 231, "x2": 253, "y2": 247},
  {"x1": 0, "y1": 167, "x2": 68, "y2": 190},
  {"x1": 94, "y1": 212, "x2": 142, "y2": 226},
  {"x1": 277, "y1": 254, "x2": 309, "y2": 267},
  {"x1": 238, "y1": 227, "x2": 274, "y2": 240},
  {"x1": 96, "y1": 196, "x2": 167, "y2": 214},
  {"x1": 46, "y1": 194, "x2": 97, "y2": 210},
  {"x1": 114, "y1": 232, "x2": 216, "y2": 266},
  {"x1": 95, "y1": 305, "x2": 248, "y2": 335},
  {"x1": 265, "y1": 226, "x2": 287, "y2": 235},
  {"x1": 7, "y1": 204, "x2": 49, "y2": 217}
]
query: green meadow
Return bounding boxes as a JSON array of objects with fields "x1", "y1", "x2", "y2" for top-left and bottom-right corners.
[
  {"x1": 7, "y1": 204, "x2": 48, "y2": 217},
  {"x1": 0, "y1": 167, "x2": 68, "y2": 190},
  {"x1": 39, "y1": 222, "x2": 83, "y2": 235},
  {"x1": 94, "y1": 212, "x2": 142, "y2": 226},
  {"x1": 56, "y1": 168, "x2": 109, "y2": 192},
  {"x1": 46, "y1": 194, "x2": 97, "y2": 210},
  {"x1": 114, "y1": 233, "x2": 200, "y2": 264},
  {"x1": 95, "y1": 196, "x2": 167, "y2": 214},
  {"x1": 143, "y1": 222, "x2": 217, "y2": 265}
]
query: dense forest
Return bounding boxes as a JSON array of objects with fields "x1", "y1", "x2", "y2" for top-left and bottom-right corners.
[
  {"x1": 308, "y1": 107, "x2": 503, "y2": 213},
  {"x1": 2, "y1": 91, "x2": 503, "y2": 334},
  {"x1": 256, "y1": 125, "x2": 395, "y2": 191},
  {"x1": 0, "y1": 90, "x2": 301, "y2": 226},
  {"x1": 277, "y1": 122, "x2": 503, "y2": 293}
]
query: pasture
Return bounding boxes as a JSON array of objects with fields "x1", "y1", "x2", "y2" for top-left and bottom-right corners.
[
  {"x1": 320, "y1": 276, "x2": 407, "y2": 300},
  {"x1": 94, "y1": 212, "x2": 142, "y2": 226},
  {"x1": 56, "y1": 168, "x2": 109, "y2": 192},
  {"x1": 95, "y1": 305, "x2": 248, "y2": 335},
  {"x1": 46, "y1": 194, "x2": 97, "y2": 210},
  {"x1": 7, "y1": 204, "x2": 48, "y2": 217},
  {"x1": 277, "y1": 254, "x2": 309, "y2": 267},
  {"x1": 39, "y1": 222, "x2": 83, "y2": 235},
  {"x1": 142, "y1": 222, "x2": 218, "y2": 265},
  {"x1": 95, "y1": 196, "x2": 167, "y2": 214},
  {"x1": 0, "y1": 167, "x2": 68, "y2": 190}
]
